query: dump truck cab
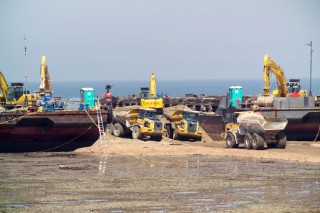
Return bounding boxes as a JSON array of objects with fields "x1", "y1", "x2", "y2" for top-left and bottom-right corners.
[
  {"x1": 163, "y1": 108, "x2": 202, "y2": 141},
  {"x1": 134, "y1": 108, "x2": 164, "y2": 140}
]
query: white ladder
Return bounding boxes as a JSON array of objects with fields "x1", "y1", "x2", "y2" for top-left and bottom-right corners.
[{"x1": 96, "y1": 102, "x2": 107, "y2": 146}]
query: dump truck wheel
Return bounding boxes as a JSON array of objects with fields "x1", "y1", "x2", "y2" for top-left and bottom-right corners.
[
  {"x1": 113, "y1": 123, "x2": 124, "y2": 137},
  {"x1": 244, "y1": 133, "x2": 252, "y2": 149},
  {"x1": 267, "y1": 143, "x2": 276, "y2": 148},
  {"x1": 106, "y1": 124, "x2": 113, "y2": 135},
  {"x1": 225, "y1": 131, "x2": 237, "y2": 148},
  {"x1": 173, "y1": 129, "x2": 180, "y2": 140},
  {"x1": 150, "y1": 135, "x2": 162, "y2": 141},
  {"x1": 195, "y1": 136, "x2": 202, "y2": 142},
  {"x1": 252, "y1": 133, "x2": 264, "y2": 150},
  {"x1": 277, "y1": 132, "x2": 287, "y2": 149},
  {"x1": 165, "y1": 125, "x2": 173, "y2": 138},
  {"x1": 132, "y1": 126, "x2": 142, "y2": 140}
]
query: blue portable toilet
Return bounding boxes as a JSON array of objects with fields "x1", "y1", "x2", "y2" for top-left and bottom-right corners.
[
  {"x1": 80, "y1": 88, "x2": 95, "y2": 108},
  {"x1": 229, "y1": 86, "x2": 243, "y2": 107}
]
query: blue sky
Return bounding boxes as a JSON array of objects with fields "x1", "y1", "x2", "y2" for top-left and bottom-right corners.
[{"x1": 0, "y1": 0, "x2": 319, "y2": 82}]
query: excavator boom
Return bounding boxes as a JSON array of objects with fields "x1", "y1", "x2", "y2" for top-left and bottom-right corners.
[
  {"x1": 263, "y1": 54, "x2": 288, "y2": 97},
  {"x1": 0, "y1": 71, "x2": 9, "y2": 99},
  {"x1": 149, "y1": 72, "x2": 156, "y2": 97}
]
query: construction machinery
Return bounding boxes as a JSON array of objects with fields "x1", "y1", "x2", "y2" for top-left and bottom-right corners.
[
  {"x1": 162, "y1": 106, "x2": 202, "y2": 141},
  {"x1": 262, "y1": 54, "x2": 288, "y2": 97},
  {"x1": 35, "y1": 56, "x2": 53, "y2": 98},
  {"x1": 34, "y1": 56, "x2": 65, "y2": 111},
  {"x1": 111, "y1": 106, "x2": 164, "y2": 141},
  {"x1": 225, "y1": 111, "x2": 288, "y2": 150},
  {"x1": 257, "y1": 54, "x2": 307, "y2": 107},
  {"x1": 140, "y1": 72, "x2": 163, "y2": 114},
  {"x1": 0, "y1": 71, "x2": 36, "y2": 110}
]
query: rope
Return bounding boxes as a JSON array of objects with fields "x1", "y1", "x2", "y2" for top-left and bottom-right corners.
[
  {"x1": 28, "y1": 124, "x2": 95, "y2": 154},
  {"x1": 0, "y1": 111, "x2": 37, "y2": 125},
  {"x1": 84, "y1": 109, "x2": 98, "y2": 128},
  {"x1": 313, "y1": 124, "x2": 320, "y2": 142}
]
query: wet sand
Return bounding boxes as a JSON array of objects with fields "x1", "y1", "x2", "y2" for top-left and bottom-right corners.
[{"x1": 1, "y1": 135, "x2": 320, "y2": 212}]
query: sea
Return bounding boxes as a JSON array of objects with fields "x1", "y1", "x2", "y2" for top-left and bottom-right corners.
[{"x1": 24, "y1": 78, "x2": 319, "y2": 100}]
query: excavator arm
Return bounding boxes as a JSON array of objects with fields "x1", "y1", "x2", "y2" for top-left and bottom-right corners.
[
  {"x1": 263, "y1": 54, "x2": 288, "y2": 97},
  {"x1": 149, "y1": 72, "x2": 157, "y2": 97},
  {"x1": 0, "y1": 71, "x2": 9, "y2": 99}
]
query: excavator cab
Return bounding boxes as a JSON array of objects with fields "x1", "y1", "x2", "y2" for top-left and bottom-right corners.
[
  {"x1": 286, "y1": 79, "x2": 301, "y2": 93},
  {"x1": 6, "y1": 83, "x2": 25, "y2": 103}
]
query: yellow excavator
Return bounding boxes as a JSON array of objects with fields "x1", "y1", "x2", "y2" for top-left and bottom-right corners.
[
  {"x1": 140, "y1": 72, "x2": 163, "y2": 114},
  {"x1": 263, "y1": 54, "x2": 288, "y2": 97},
  {"x1": 262, "y1": 54, "x2": 306, "y2": 98},
  {"x1": 0, "y1": 71, "x2": 36, "y2": 110}
]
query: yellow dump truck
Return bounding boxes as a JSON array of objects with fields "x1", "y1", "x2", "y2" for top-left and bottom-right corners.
[
  {"x1": 162, "y1": 106, "x2": 202, "y2": 141},
  {"x1": 111, "y1": 106, "x2": 164, "y2": 141}
]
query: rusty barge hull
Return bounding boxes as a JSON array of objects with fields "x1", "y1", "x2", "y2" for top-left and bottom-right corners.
[
  {"x1": 256, "y1": 108, "x2": 320, "y2": 141},
  {"x1": 0, "y1": 110, "x2": 106, "y2": 152}
]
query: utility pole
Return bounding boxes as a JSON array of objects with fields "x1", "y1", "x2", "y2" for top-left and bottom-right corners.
[
  {"x1": 24, "y1": 34, "x2": 28, "y2": 95},
  {"x1": 306, "y1": 40, "x2": 313, "y2": 96}
]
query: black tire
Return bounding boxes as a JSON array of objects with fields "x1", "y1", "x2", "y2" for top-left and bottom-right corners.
[
  {"x1": 173, "y1": 128, "x2": 180, "y2": 140},
  {"x1": 113, "y1": 123, "x2": 124, "y2": 137},
  {"x1": 165, "y1": 125, "x2": 173, "y2": 138},
  {"x1": 244, "y1": 133, "x2": 253, "y2": 149},
  {"x1": 106, "y1": 124, "x2": 113, "y2": 135},
  {"x1": 194, "y1": 136, "x2": 202, "y2": 142},
  {"x1": 150, "y1": 135, "x2": 162, "y2": 142},
  {"x1": 252, "y1": 133, "x2": 265, "y2": 150},
  {"x1": 132, "y1": 126, "x2": 142, "y2": 139},
  {"x1": 277, "y1": 132, "x2": 287, "y2": 149},
  {"x1": 225, "y1": 131, "x2": 237, "y2": 148},
  {"x1": 267, "y1": 142, "x2": 276, "y2": 149}
]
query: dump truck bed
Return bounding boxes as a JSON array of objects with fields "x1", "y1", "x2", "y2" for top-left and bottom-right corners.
[{"x1": 237, "y1": 112, "x2": 288, "y2": 135}]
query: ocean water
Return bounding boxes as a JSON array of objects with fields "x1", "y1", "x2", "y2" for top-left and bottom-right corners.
[{"x1": 24, "y1": 78, "x2": 319, "y2": 100}]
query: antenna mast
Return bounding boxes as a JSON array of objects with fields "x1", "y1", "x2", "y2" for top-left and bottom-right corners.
[
  {"x1": 24, "y1": 34, "x2": 28, "y2": 95},
  {"x1": 306, "y1": 40, "x2": 313, "y2": 96}
]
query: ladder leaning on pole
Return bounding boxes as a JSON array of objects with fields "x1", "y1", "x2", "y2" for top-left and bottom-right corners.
[{"x1": 96, "y1": 101, "x2": 107, "y2": 146}]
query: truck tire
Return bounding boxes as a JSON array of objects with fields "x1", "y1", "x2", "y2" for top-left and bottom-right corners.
[
  {"x1": 106, "y1": 124, "x2": 113, "y2": 135},
  {"x1": 132, "y1": 126, "x2": 142, "y2": 140},
  {"x1": 267, "y1": 142, "x2": 276, "y2": 148},
  {"x1": 194, "y1": 136, "x2": 202, "y2": 142},
  {"x1": 244, "y1": 133, "x2": 252, "y2": 149},
  {"x1": 252, "y1": 133, "x2": 264, "y2": 150},
  {"x1": 276, "y1": 132, "x2": 287, "y2": 149},
  {"x1": 225, "y1": 131, "x2": 237, "y2": 148},
  {"x1": 173, "y1": 129, "x2": 180, "y2": 140},
  {"x1": 113, "y1": 123, "x2": 124, "y2": 137},
  {"x1": 165, "y1": 125, "x2": 173, "y2": 139},
  {"x1": 150, "y1": 135, "x2": 162, "y2": 141}
]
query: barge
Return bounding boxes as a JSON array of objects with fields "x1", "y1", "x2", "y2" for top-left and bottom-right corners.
[{"x1": 0, "y1": 110, "x2": 107, "y2": 152}]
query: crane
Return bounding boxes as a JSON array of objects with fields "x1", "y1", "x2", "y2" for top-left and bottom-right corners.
[
  {"x1": 263, "y1": 54, "x2": 288, "y2": 97},
  {"x1": 37, "y1": 56, "x2": 53, "y2": 97}
]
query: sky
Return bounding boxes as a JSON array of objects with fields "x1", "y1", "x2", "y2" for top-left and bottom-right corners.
[{"x1": 0, "y1": 0, "x2": 319, "y2": 83}]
